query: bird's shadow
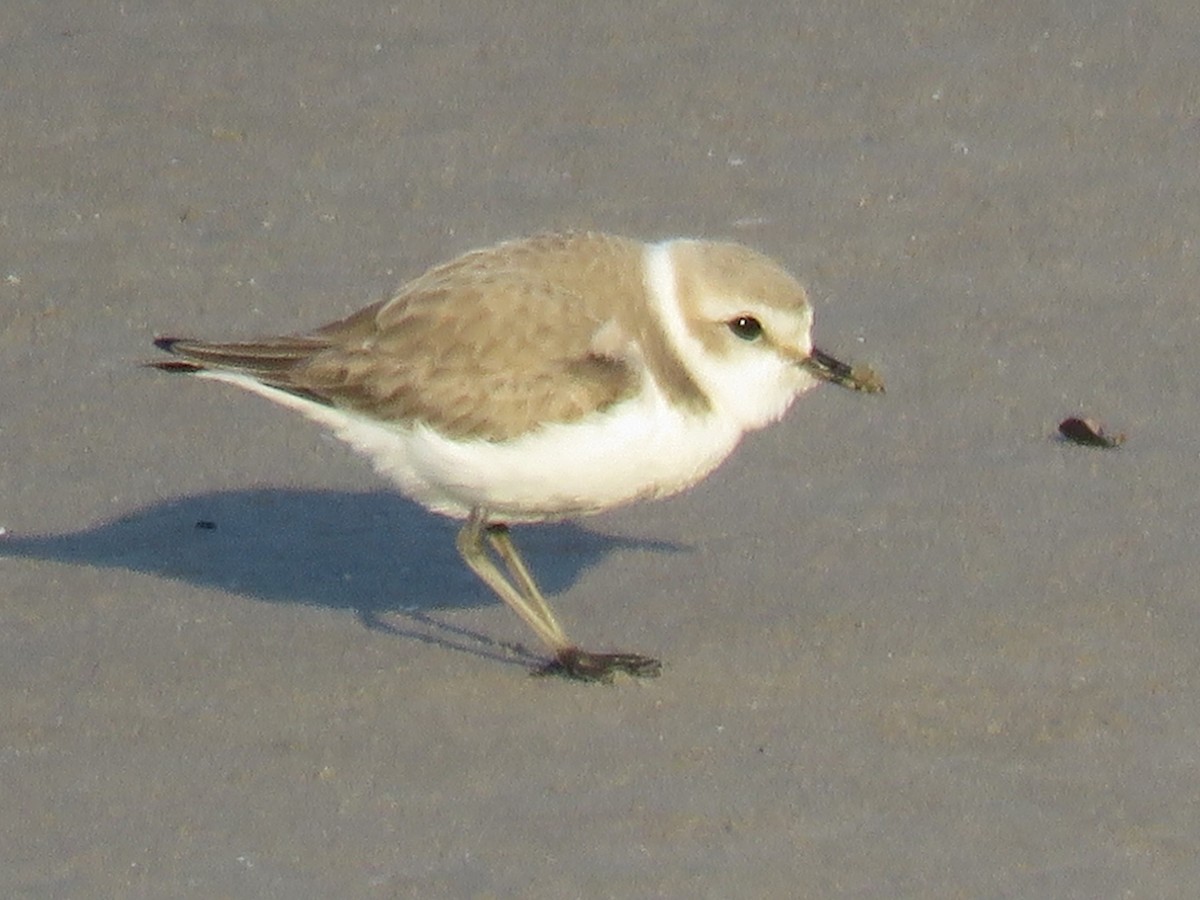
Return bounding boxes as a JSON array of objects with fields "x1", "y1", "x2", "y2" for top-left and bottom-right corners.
[{"x1": 1, "y1": 488, "x2": 688, "y2": 669}]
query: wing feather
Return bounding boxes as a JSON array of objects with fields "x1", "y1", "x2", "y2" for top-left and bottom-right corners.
[{"x1": 153, "y1": 234, "x2": 646, "y2": 442}]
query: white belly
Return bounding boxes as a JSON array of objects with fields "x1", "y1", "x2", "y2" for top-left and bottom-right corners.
[{"x1": 200, "y1": 371, "x2": 749, "y2": 522}]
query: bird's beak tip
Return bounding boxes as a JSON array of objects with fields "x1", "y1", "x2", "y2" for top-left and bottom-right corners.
[{"x1": 804, "y1": 347, "x2": 885, "y2": 394}]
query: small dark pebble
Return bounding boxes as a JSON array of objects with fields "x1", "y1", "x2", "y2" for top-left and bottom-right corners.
[
  {"x1": 194, "y1": 520, "x2": 217, "y2": 530},
  {"x1": 1058, "y1": 417, "x2": 1125, "y2": 449}
]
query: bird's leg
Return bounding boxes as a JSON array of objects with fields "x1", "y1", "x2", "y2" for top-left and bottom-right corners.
[
  {"x1": 456, "y1": 509, "x2": 569, "y2": 654},
  {"x1": 455, "y1": 509, "x2": 662, "y2": 681},
  {"x1": 484, "y1": 523, "x2": 567, "y2": 645}
]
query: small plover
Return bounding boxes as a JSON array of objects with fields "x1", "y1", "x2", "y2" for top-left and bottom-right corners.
[{"x1": 152, "y1": 232, "x2": 881, "y2": 680}]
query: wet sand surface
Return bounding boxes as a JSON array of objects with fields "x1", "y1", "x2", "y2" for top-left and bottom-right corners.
[{"x1": 4, "y1": 1, "x2": 1200, "y2": 895}]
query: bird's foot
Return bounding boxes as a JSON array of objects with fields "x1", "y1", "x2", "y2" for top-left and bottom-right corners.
[{"x1": 536, "y1": 646, "x2": 662, "y2": 682}]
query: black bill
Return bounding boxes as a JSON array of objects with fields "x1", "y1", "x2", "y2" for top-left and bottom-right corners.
[{"x1": 803, "y1": 347, "x2": 885, "y2": 393}]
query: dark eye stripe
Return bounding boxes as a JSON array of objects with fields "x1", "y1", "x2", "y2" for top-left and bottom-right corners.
[{"x1": 728, "y1": 315, "x2": 763, "y2": 341}]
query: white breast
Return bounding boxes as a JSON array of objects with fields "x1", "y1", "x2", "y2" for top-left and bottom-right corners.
[
  {"x1": 266, "y1": 372, "x2": 745, "y2": 521},
  {"x1": 196, "y1": 368, "x2": 745, "y2": 520}
]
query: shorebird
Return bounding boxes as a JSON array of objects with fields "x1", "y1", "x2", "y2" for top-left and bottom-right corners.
[{"x1": 152, "y1": 232, "x2": 881, "y2": 680}]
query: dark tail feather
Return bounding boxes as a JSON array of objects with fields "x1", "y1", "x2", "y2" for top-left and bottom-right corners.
[
  {"x1": 149, "y1": 335, "x2": 325, "y2": 375},
  {"x1": 148, "y1": 359, "x2": 205, "y2": 373},
  {"x1": 147, "y1": 337, "x2": 203, "y2": 373}
]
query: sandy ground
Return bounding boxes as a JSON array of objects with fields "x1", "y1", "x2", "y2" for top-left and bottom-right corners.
[{"x1": 4, "y1": 1, "x2": 1200, "y2": 896}]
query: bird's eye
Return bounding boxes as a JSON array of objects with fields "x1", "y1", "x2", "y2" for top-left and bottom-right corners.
[{"x1": 728, "y1": 315, "x2": 763, "y2": 341}]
